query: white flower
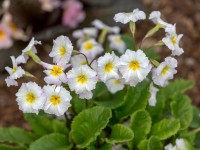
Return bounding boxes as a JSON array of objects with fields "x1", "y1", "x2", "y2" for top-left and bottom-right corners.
[
  {"x1": 42, "y1": 62, "x2": 69, "y2": 85},
  {"x1": 43, "y1": 85, "x2": 72, "y2": 116},
  {"x1": 164, "y1": 144, "x2": 176, "y2": 150},
  {"x1": 67, "y1": 65, "x2": 98, "y2": 99},
  {"x1": 114, "y1": 8, "x2": 146, "y2": 24},
  {"x1": 5, "y1": 56, "x2": 25, "y2": 80},
  {"x1": 108, "y1": 34, "x2": 126, "y2": 54},
  {"x1": 97, "y1": 52, "x2": 119, "y2": 82},
  {"x1": 149, "y1": 11, "x2": 170, "y2": 28},
  {"x1": 148, "y1": 83, "x2": 159, "y2": 106},
  {"x1": 118, "y1": 49, "x2": 152, "y2": 87},
  {"x1": 105, "y1": 78, "x2": 125, "y2": 93},
  {"x1": 175, "y1": 139, "x2": 187, "y2": 150},
  {"x1": 22, "y1": 37, "x2": 41, "y2": 61},
  {"x1": 152, "y1": 57, "x2": 177, "y2": 87},
  {"x1": 162, "y1": 25, "x2": 184, "y2": 56},
  {"x1": 16, "y1": 82, "x2": 45, "y2": 114},
  {"x1": 72, "y1": 27, "x2": 98, "y2": 39},
  {"x1": 80, "y1": 38, "x2": 103, "y2": 59},
  {"x1": 92, "y1": 19, "x2": 120, "y2": 34},
  {"x1": 22, "y1": 37, "x2": 41, "y2": 53},
  {"x1": 5, "y1": 77, "x2": 18, "y2": 87},
  {"x1": 49, "y1": 35, "x2": 73, "y2": 66}
]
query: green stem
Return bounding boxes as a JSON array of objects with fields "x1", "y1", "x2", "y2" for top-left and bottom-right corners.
[
  {"x1": 98, "y1": 28, "x2": 108, "y2": 44},
  {"x1": 26, "y1": 50, "x2": 41, "y2": 64},
  {"x1": 191, "y1": 127, "x2": 200, "y2": 134}
]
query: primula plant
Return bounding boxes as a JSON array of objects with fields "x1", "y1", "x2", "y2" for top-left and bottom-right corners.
[{"x1": 1, "y1": 9, "x2": 200, "y2": 150}]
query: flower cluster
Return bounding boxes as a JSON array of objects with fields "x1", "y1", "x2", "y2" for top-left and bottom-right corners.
[{"x1": 5, "y1": 9, "x2": 184, "y2": 116}]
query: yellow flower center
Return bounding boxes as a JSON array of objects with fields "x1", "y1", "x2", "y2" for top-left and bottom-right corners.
[
  {"x1": 77, "y1": 74, "x2": 87, "y2": 84},
  {"x1": 12, "y1": 66, "x2": 17, "y2": 74},
  {"x1": 171, "y1": 36, "x2": 176, "y2": 45},
  {"x1": 59, "y1": 46, "x2": 66, "y2": 57},
  {"x1": 114, "y1": 37, "x2": 122, "y2": 43},
  {"x1": 84, "y1": 42, "x2": 93, "y2": 51},
  {"x1": 26, "y1": 92, "x2": 36, "y2": 103},
  {"x1": 114, "y1": 79, "x2": 120, "y2": 85},
  {"x1": 80, "y1": 61, "x2": 87, "y2": 65},
  {"x1": 0, "y1": 30, "x2": 5, "y2": 39},
  {"x1": 161, "y1": 66, "x2": 169, "y2": 75},
  {"x1": 50, "y1": 95, "x2": 61, "y2": 106},
  {"x1": 50, "y1": 66, "x2": 63, "y2": 76},
  {"x1": 129, "y1": 60, "x2": 140, "y2": 71},
  {"x1": 104, "y1": 62, "x2": 114, "y2": 73}
]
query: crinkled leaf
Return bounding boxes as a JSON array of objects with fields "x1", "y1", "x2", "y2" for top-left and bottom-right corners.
[
  {"x1": 114, "y1": 81, "x2": 150, "y2": 119},
  {"x1": 29, "y1": 133, "x2": 71, "y2": 150},
  {"x1": 24, "y1": 113, "x2": 68, "y2": 136},
  {"x1": 138, "y1": 140, "x2": 148, "y2": 150},
  {"x1": 121, "y1": 34, "x2": 136, "y2": 50},
  {"x1": 162, "y1": 79, "x2": 194, "y2": 99},
  {"x1": 148, "y1": 136, "x2": 163, "y2": 150},
  {"x1": 0, "y1": 127, "x2": 36, "y2": 144},
  {"x1": 147, "y1": 90, "x2": 166, "y2": 123},
  {"x1": 71, "y1": 106, "x2": 112, "y2": 148},
  {"x1": 170, "y1": 94, "x2": 193, "y2": 130},
  {"x1": 179, "y1": 130, "x2": 196, "y2": 145},
  {"x1": 190, "y1": 106, "x2": 200, "y2": 128},
  {"x1": 151, "y1": 118, "x2": 180, "y2": 140},
  {"x1": 107, "y1": 124, "x2": 134, "y2": 143},
  {"x1": 130, "y1": 110, "x2": 151, "y2": 148},
  {"x1": 94, "y1": 90, "x2": 126, "y2": 109},
  {"x1": 0, "y1": 145, "x2": 26, "y2": 150},
  {"x1": 138, "y1": 136, "x2": 163, "y2": 150}
]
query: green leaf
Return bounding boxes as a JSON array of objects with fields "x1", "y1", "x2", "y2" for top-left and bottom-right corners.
[
  {"x1": 29, "y1": 133, "x2": 71, "y2": 150},
  {"x1": 142, "y1": 48, "x2": 160, "y2": 60},
  {"x1": 161, "y1": 79, "x2": 194, "y2": 99},
  {"x1": 24, "y1": 113, "x2": 68, "y2": 136},
  {"x1": 147, "y1": 92, "x2": 165, "y2": 123},
  {"x1": 71, "y1": 95, "x2": 86, "y2": 114},
  {"x1": 151, "y1": 118, "x2": 180, "y2": 140},
  {"x1": 121, "y1": 34, "x2": 136, "y2": 50},
  {"x1": 93, "y1": 82, "x2": 110, "y2": 98},
  {"x1": 107, "y1": 124, "x2": 134, "y2": 143},
  {"x1": 138, "y1": 137, "x2": 163, "y2": 150},
  {"x1": 114, "y1": 81, "x2": 150, "y2": 119},
  {"x1": 130, "y1": 110, "x2": 151, "y2": 148},
  {"x1": 94, "y1": 90, "x2": 126, "y2": 109},
  {"x1": 138, "y1": 140, "x2": 148, "y2": 150},
  {"x1": 179, "y1": 130, "x2": 196, "y2": 145},
  {"x1": 170, "y1": 94, "x2": 193, "y2": 130},
  {"x1": 0, "y1": 127, "x2": 36, "y2": 144},
  {"x1": 71, "y1": 106, "x2": 112, "y2": 148},
  {"x1": 0, "y1": 145, "x2": 26, "y2": 150},
  {"x1": 190, "y1": 106, "x2": 200, "y2": 128},
  {"x1": 148, "y1": 136, "x2": 163, "y2": 150}
]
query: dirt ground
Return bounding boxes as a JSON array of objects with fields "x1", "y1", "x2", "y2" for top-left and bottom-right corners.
[{"x1": 0, "y1": 0, "x2": 200, "y2": 127}]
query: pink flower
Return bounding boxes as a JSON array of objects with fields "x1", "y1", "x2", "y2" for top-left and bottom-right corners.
[
  {"x1": 0, "y1": 23, "x2": 13, "y2": 50},
  {"x1": 62, "y1": 0, "x2": 86, "y2": 28}
]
